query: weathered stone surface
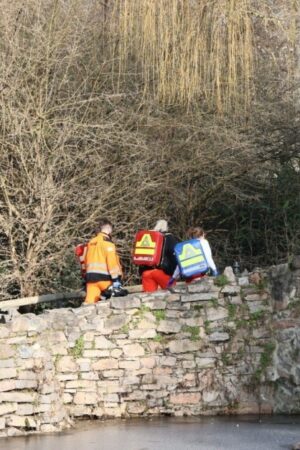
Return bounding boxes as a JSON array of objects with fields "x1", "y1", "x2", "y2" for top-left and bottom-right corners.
[
  {"x1": 0, "y1": 380, "x2": 16, "y2": 392},
  {"x1": 196, "y1": 357, "x2": 215, "y2": 368},
  {"x1": 0, "y1": 403, "x2": 17, "y2": 415},
  {"x1": 181, "y1": 293, "x2": 216, "y2": 302},
  {"x1": 94, "y1": 336, "x2": 115, "y2": 349},
  {"x1": 0, "y1": 368, "x2": 17, "y2": 380},
  {"x1": 73, "y1": 392, "x2": 97, "y2": 405},
  {"x1": 7, "y1": 415, "x2": 37, "y2": 428},
  {"x1": 0, "y1": 344, "x2": 15, "y2": 359},
  {"x1": 221, "y1": 285, "x2": 241, "y2": 295},
  {"x1": 1, "y1": 392, "x2": 37, "y2": 403},
  {"x1": 208, "y1": 332, "x2": 230, "y2": 342},
  {"x1": 56, "y1": 356, "x2": 78, "y2": 373},
  {"x1": 119, "y1": 360, "x2": 141, "y2": 370},
  {"x1": 129, "y1": 329, "x2": 157, "y2": 339},
  {"x1": 123, "y1": 343, "x2": 145, "y2": 357},
  {"x1": 238, "y1": 277, "x2": 249, "y2": 287},
  {"x1": 168, "y1": 340, "x2": 202, "y2": 354},
  {"x1": 92, "y1": 359, "x2": 119, "y2": 371},
  {"x1": 206, "y1": 308, "x2": 228, "y2": 322},
  {"x1": 170, "y1": 393, "x2": 201, "y2": 404},
  {"x1": 157, "y1": 320, "x2": 181, "y2": 334},
  {"x1": 110, "y1": 296, "x2": 141, "y2": 309},
  {"x1": 103, "y1": 314, "x2": 129, "y2": 333},
  {"x1": 223, "y1": 267, "x2": 236, "y2": 284}
]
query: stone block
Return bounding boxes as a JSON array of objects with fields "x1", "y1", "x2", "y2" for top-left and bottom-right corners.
[
  {"x1": 93, "y1": 407, "x2": 104, "y2": 417},
  {"x1": 238, "y1": 277, "x2": 249, "y2": 287},
  {"x1": 83, "y1": 350, "x2": 110, "y2": 358},
  {"x1": 170, "y1": 393, "x2": 201, "y2": 404},
  {"x1": 1, "y1": 392, "x2": 36, "y2": 403},
  {"x1": 65, "y1": 380, "x2": 97, "y2": 390},
  {"x1": 157, "y1": 320, "x2": 181, "y2": 334},
  {"x1": 0, "y1": 368, "x2": 17, "y2": 380},
  {"x1": 129, "y1": 329, "x2": 157, "y2": 339},
  {"x1": 187, "y1": 281, "x2": 213, "y2": 293},
  {"x1": 102, "y1": 370, "x2": 124, "y2": 378},
  {"x1": 111, "y1": 297, "x2": 141, "y2": 309},
  {"x1": 73, "y1": 392, "x2": 97, "y2": 405},
  {"x1": 57, "y1": 373, "x2": 78, "y2": 382},
  {"x1": 0, "y1": 380, "x2": 16, "y2": 392},
  {"x1": 181, "y1": 293, "x2": 215, "y2": 302},
  {"x1": 119, "y1": 360, "x2": 141, "y2": 370},
  {"x1": 223, "y1": 267, "x2": 236, "y2": 283},
  {"x1": 0, "y1": 344, "x2": 15, "y2": 359},
  {"x1": 206, "y1": 307, "x2": 228, "y2": 322},
  {"x1": 203, "y1": 391, "x2": 219, "y2": 403},
  {"x1": 70, "y1": 405, "x2": 92, "y2": 416},
  {"x1": 168, "y1": 339, "x2": 202, "y2": 354},
  {"x1": 92, "y1": 358, "x2": 119, "y2": 371},
  {"x1": 16, "y1": 404, "x2": 34, "y2": 416},
  {"x1": 7, "y1": 415, "x2": 37, "y2": 428},
  {"x1": 141, "y1": 357, "x2": 157, "y2": 368},
  {"x1": 11, "y1": 316, "x2": 47, "y2": 333},
  {"x1": 0, "y1": 403, "x2": 17, "y2": 415},
  {"x1": 142, "y1": 300, "x2": 167, "y2": 310},
  {"x1": 111, "y1": 349, "x2": 123, "y2": 358},
  {"x1": 0, "y1": 359, "x2": 15, "y2": 368},
  {"x1": 208, "y1": 332, "x2": 230, "y2": 342},
  {"x1": 103, "y1": 314, "x2": 129, "y2": 334},
  {"x1": 15, "y1": 380, "x2": 38, "y2": 390},
  {"x1": 94, "y1": 336, "x2": 115, "y2": 349},
  {"x1": 123, "y1": 344, "x2": 145, "y2": 357},
  {"x1": 127, "y1": 402, "x2": 146, "y2": 414},
  {"x1": 159, "y1": 356, "x2": 177, "y2": 366},
  {"x1": 0, "y1": 417, "x2": 5, "y2": 430},
  {"x1": 221, "y1": 285, "x2": 241, "y2": 295},
  {"x1": 56, "y1": 356, "x2": 78, "y2": 372}
]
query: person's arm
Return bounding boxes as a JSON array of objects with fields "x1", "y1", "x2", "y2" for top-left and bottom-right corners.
[
  {"x1": 105, "y1": 242, "x2": 122, "y2": 281},
  {"x1": 201, "y1": 239, "x2": 217, "y2": 272}
]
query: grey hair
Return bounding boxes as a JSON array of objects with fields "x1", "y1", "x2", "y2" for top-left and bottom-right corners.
[{"x1": 153, "y1": 219, "x2": 168, "y2": 233}]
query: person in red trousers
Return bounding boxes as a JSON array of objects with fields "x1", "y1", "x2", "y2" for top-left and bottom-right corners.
[{"x1": 140, "y1": 220, "x2": 178, "y2": 292}]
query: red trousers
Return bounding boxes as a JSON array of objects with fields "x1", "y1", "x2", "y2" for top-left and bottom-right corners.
[{"x1": 142, "y1": 269, "x2": 171, "y2": 292}]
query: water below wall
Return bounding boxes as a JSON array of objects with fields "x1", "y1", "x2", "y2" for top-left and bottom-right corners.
[{"x1": 1, "y1": 416, "x2": 300, "y2": 450}]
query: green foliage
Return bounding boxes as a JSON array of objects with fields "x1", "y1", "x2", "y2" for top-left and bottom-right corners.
[
  {"x1": 221, "y1": 352, "x2": 231, "y2": 366},
  {"x1": 153, "y1": 310, "x2": 166, "y2": 322},
  {"x1": 253, "y1": 341, "x2": 276, "y2": 382},
  {"x1": 204, "y1": 320, "x2": 211, "y2": 335},
  {"x1": 182, "y1": 325, "x2": 200, "y2": 341},
  {"x1": 214, "y1": 275, "x2": 229, "y2": 287},
  {"x1": 209, "y1": 298, "x2": 218, "y2": 308},
  {"x1": 228, "y1": 304, "x2": 237, "y2": 320},
  {"x1": 249, "y1": 311, "x2": 265, "y2": 322},
  {"x1": 70, "y1": 336, "x2": 84, "y2": 359}
]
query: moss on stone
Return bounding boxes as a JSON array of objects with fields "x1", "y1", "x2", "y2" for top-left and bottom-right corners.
[
  {"x1": 214, "y1": 274, "x2": 229, "y2": 287},
  {"x1": 182, "y1": 325, "x2": 200, "y2": 341},
  {"x1": 70, "y1": 335, "x2": 84, "y2": 359}
]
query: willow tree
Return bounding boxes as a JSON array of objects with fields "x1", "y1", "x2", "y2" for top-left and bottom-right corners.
[{"x1": 110, "y1": 0, "x2": 298, "y2": 113}]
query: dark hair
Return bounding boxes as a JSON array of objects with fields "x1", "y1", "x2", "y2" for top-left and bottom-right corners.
[
  {"x1": 98, "y1": 217, "x2": 113, "y2": 231},
  {"x1": 188, "y1": 226, "x2": 205, "y2": 239}
]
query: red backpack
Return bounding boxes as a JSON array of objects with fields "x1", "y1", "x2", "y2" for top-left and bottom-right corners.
[
  {"x1": 75, "y1": 243, "x2": 87, "y2": 279},
  {"x1": 132, "y1": 230, "x2": 164, "y2": 267}
]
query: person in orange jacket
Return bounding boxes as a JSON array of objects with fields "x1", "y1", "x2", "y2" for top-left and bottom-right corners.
[{"x1": 84, "y1": 218, "x2": 127, "y2": 304}]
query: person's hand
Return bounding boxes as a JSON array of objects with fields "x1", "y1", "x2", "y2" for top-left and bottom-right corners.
[
  {"x1": 167, "y1": 277, "x2": 175, "y2": 288},
  {"x1": 113, "y1": 280, "x2": 122, "y2": 289}
]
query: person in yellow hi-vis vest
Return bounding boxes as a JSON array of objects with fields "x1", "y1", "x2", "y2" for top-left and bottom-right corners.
[{"x1": 84, "y1": 218, "x2": 128, "y2": 304}]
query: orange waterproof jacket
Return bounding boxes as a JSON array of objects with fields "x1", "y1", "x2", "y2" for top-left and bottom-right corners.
[{"x1": 85, "y1": 232, "x2": 122, "y2": 283}]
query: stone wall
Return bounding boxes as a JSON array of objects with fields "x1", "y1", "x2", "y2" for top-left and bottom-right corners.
[{"x1": 0, "y1": 263, "x2": 299, "y2": 438}]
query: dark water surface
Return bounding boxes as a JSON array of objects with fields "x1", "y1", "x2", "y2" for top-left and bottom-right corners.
[{"x1": 1, "y1": 416, "x2": 300, "y2": 450}]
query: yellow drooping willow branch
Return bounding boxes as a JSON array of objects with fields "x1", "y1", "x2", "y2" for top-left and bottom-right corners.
[{"x1": 110, "y1": 0, "x2": 254, "y2": 112}]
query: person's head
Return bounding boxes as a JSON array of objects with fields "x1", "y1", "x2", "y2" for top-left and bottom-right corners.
[
  {"x1": 98, "y1": 218, "x2": 113, "y2": 236},
  {"x1": 188, "y1": 226, "x2": 205, "y2": 239},
  {"x1": 153, "y1": 219, "x2": 168, "y2": 233}
]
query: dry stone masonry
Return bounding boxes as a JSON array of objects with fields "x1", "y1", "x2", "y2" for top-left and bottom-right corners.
[{"x1": 0, "y1": 260, "x2": 300, "y2": 438}]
